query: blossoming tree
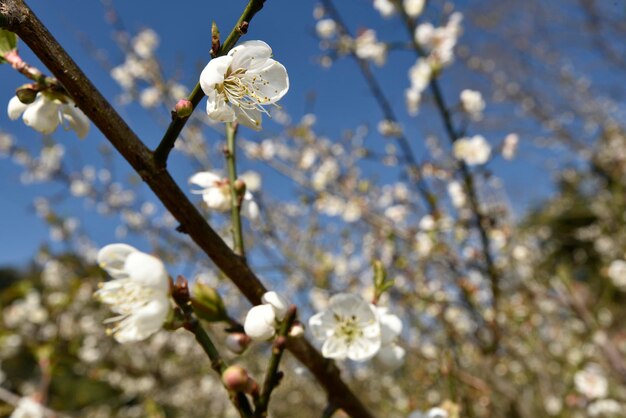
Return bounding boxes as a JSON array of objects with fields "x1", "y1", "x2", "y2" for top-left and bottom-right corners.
[{"x1": 1, "y1": 0, "x2": 626, "y2": 417}]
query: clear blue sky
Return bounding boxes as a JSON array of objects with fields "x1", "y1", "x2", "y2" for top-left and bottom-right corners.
[{"x1": 0, "y1": 0, "x2": 565, "y2": 267}]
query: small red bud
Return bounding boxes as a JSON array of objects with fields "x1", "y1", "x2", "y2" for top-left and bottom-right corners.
[
  {"x1": 222, "y1": 365, "x2": 249, "y2": 392},
  {"x1": 174, "y1": 99, "x2": 193, "y2": 118}
]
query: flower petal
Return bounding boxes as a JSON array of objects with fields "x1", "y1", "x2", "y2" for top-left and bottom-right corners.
[
  {"x1": 113, "y1": 296, "x2": 170, "y2": 343},
  {"x1": 233, "y1": 106, "x2": 263, "y2": 131},
  {"x1": 199, "y1": 56, "x2": 232, "y2": 95},
  {"x1": 97, "y1": 243, "x2": 139, "y2": 279},
  {"x1": 7, "y1": 95, "x2": 28, "y2": 120},
  {"x1": 61, "y1": 102, "x2": 90, "y2": 139},
  {"x1": 229, "y1": 40, "x2": 273, "y2": 70},
  {"x1": 124, "y1": 251, "x2": 169, "y2": 290},
  {"x1": 206, "y1": 90, "x2": 236, "y2": 122},
  {"x1": 189, "y1": 171, "x2": 221, "y2": 188},
  {"x1": 22, "y1": 94, "x2": 61, "y2": 135},
  {"x1": 262, "y1": 291, "x2": 289, "y2": 320},
  {"x1": 247, "y1": 60, "x2": 289, "y2": 104}
]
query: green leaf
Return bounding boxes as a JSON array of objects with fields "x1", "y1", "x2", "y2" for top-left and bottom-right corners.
[{"x1": 0, "y1": 29, "x2": 17, "y2": 64}]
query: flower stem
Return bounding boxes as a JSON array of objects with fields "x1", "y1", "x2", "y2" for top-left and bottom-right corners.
[
  {"x1": 226, "y1": 122, "x2": 246, "y2": 257},
  {"x1": 254, "y1": 306, "x2": 297, "y2": 417},
  {"x1": 173, "y1": 276, "x2": 254, "y2": 418}
]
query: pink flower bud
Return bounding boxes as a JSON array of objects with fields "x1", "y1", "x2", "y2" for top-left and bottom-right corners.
[
  {"x1": 222, "y1": 365, "x2": 249, "y2": 392},
  {"x1": 174, "y1": 99, "x2": 193, "y2": 118}
]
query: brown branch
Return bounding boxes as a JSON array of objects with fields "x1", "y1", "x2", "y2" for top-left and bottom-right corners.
[{"x1": 0, "y1": 1, "x2": 375, "y2": 416}]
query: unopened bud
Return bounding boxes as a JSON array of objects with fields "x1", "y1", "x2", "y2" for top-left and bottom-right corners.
[
  {"x1": 172, "y1": 275, "x2": 190, "y2": 306},
  {"x1": 222, "y1": 365, "x2": 249, "y2": 392},
  {"x1": 233, "y1": 179, "x2": 247, "y2": 196},
  {"x1": 211, "y1": 22, "x2": 220, "y2": 57},
  {"x1": 191, "y1": 282, "x2": 227, "y2": 322},
  {"x1": 16, "y1": 85, "x2": 38, "y2": 104},
  {"x1": 174, "y1": 99, "x2": 193, "y2": 118},
  {"x1": 225, "y1": 332, "x2": 251, "y2": 354}
]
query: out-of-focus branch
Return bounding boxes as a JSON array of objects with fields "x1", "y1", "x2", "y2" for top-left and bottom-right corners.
[{"x1": 0, "y1": 1, "x2": 375, "y2": 416}]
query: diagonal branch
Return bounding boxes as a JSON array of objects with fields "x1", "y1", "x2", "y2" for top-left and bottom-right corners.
[{"x1": 0, "y1": 1, "x2": 375, "y2": 416}]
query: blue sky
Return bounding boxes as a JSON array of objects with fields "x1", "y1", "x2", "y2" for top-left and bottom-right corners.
[{"x1": 0, "y1": 0, "x2": 568, "y2": 267}]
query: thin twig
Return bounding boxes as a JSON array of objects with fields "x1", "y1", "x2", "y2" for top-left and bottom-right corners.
[
  {"x1": 225, "y1": 122, "x2": 246, "y2": 257},
  {"x1": 254, "y1": 305, "x2": 297, "y2": 417}
]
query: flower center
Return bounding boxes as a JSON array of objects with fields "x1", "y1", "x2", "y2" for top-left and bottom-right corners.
[
  {"x1": 222, "y1": 67, "x2": 274, "y2": 118},
  {"x1": 334, "y1": 314, "x2": 363, "y2": 344}
]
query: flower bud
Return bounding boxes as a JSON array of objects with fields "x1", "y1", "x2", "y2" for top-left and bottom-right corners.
[
  {"x1": 222, "y1": 365, "x2": 249, "y2": 392},
  {"x1": 191, "y1": 282, "x2": 227, "y2": 322},
  {"x1": 225, "y1": 332, "x2": 252, "y2": 354},
  {"x1": 261, "y1": 291, "x2": 289, "y2": 320},
  {"x1": 244, "y1": 304, "x2": 276, "y2": 341},
  {"x1": 174, "y1": 99, "x2": 193, "y2": 118}
]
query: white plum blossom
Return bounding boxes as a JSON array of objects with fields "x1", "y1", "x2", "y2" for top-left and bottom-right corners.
[
  {"x1": 607, "y1": 259, "x2": 626, "y2": 290},
  {"x1": 588, "y1": 399, "x2": 623, "y2": 417},
  {"x1": 309, "y1": 293, "x2": 381, "y2": 361},
  {"x1": 405, "y1": 58, "x2": 432, "y2": 115},
  {"x1": 375, "y1": 307, "x2": 405, "y2": 369},
  {"x1": 316, "y1": 19, "x2": 337, "y2": 39},
  {"x1": 404, "y1": 0, "x2": 425, "y2": 17},
  {"x1": 574, "y1": 364, "x2": 609, "y2": 399},
  {"x1": 460, "y1": 89, "x2": 485, "y2": 120},
  {"x1": 244, "y1": 291, "x2": 290, "y2": 341},
  {"x1": 199, "y1": 40, "x2": 289, "y2": 130},
  {"x1": 8, "y1": 93, "x2": 90, "y2": 138},
  {"x1": 502, "y1": 133, "x2": 519, "y2": 160},
  {"x1": 415, "y1": 12, "x2": 463, "y2": 68},
  {"x1": 453, "y1": 135, "x2": 491, "y2": 166},
  {"x1": 447, "y1": 180, "x2": 467, "y2": 208},
  {"x1": 373, "y1": 0, "x2": 396, "y2": 17},
  {"x1": 189, "y1": 171, "x2": 260, "y2": 219},
  {"x1": 132, "y1": 28, "x2": 159, "y2": 59},
  {"x1": 354, "y1": 29, "x2": 387, "y2": 66},
  {"x1": 9, "y1": 397, "x2": 45, "y2": 418},
  {"x1": 95, "y1": 244, "x2": 171, "y2": 343}
]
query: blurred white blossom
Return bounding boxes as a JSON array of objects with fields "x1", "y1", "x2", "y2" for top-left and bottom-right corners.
[{"x1": 453, "y1": 135, "x2": 491, "y2": 166}]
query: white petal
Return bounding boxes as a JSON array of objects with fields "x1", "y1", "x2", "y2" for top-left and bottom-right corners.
[
  {"x1": 378, "y1": 308, "x2": 403, "y2": 345},
  {"x1": 229, "y1": 40, "x2": 273, "y2": 71},
  {"x1": 61, "y1": 102, "x2": 90, "y2": 139},
  {"x1": 247, "y1": 60, "x2": 289, "y2": 104},
  {"x1": 233, "y1": 106, "x2": 263, "y2": 131},
  {"x1": 308, "y1": 311, "x2": 336, "y2": 340},
  {"x1": 98, "y1": 243, "x2": 139, "y2": 279},
  {"x1": 203, "y1": 187, "x2": 230, "y2": 211},
  {"x1": 262, "y1": 291, "x2": 289, "y2": 320},
  {"x1": 199, "y1": 56, "x2": 232, "y2": 95},
  {"x1": 346, "y1": 334, "x2": 381, "y2": 361},
  {"x1": 189, "y1": 171, "x2": 221, "y2": 188},
  {"x1": 321, "y1": 336, "x2": 348, "y2": 360},
  {"x1": 113, "y1": 296, "x2": 170, "y2": 343},
  {"x1": 22, "y1": 94, "x2": 61, "y2": 135},
  {"x1": 377, "y1": 344, "x2": 406, "y2": 369},
  {"x1": 124, "y1": 251, "x2": 169, "y2": 290},
  {"x1": 242, "y1": 198, "x2": 260, "y2": 220},
  {"x1": 244, "y1": 304, "x2": 276, "y2": 340},
  {"x1": 206, "y1": 90, "x2": 236, "y2": 122},
  {"x1": 7, "y1": 95, "x2": 28, "y2": 120}
]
